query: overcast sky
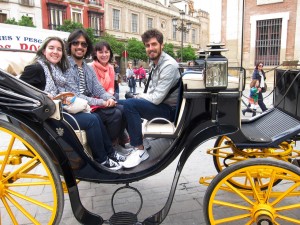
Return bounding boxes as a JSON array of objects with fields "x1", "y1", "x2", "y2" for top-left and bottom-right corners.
[
  {"x1": 194, "y1": 0, "x2": 210, "y2": 12},
  {"x1": 193, "y1": 0, "x2": 221, "y2": 43}
]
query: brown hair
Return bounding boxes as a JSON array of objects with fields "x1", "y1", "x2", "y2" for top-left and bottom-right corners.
[
  {"x1": 250, "y1": 79, "x2": 259, "y2": 88},
  {"x1": 141, "y1": 29, "x2": 164, "y2": 45}
]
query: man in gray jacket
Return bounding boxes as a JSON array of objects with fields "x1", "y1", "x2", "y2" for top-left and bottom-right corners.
[{"x1": 121, "y1": 29, "x2": 181, "y2": 169}]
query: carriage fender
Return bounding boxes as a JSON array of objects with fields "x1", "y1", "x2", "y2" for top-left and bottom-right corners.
[{"x1": 181, "y1": 124, "x2": 238, "y2": 154}]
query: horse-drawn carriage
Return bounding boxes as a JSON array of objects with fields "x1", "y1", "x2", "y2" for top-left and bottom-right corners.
[{"x1": 0, "y1": 45, "x2": 300, "y2": 225}]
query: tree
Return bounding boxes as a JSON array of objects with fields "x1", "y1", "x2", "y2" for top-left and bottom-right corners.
[
  {"x1": 56, "y1": 20, "x2": 83, "y2": 32},
  {"x1": 5, "y1": 16, "x2": 35, "y2": 27},
  {"x1": 126, "y1": 38, "x2": 147, "y2": 64},
  {"x1": 163, "y1": 43, "x2": 176, "y2": 59},
  {"x1": 4, "y1": 18, "x2": 18, "y2": 25},
  {"x1": 176, "y1": 45, "x2": 197, "y2": 62},
  {"x1": 98, "y1": 33, "x2": 125, "y2": 57},
  {"x1": 56, "y1": 20, "x2": 96, "y2": 43}
]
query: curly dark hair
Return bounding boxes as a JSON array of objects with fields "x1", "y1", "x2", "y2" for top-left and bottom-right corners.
[
  {"x1": 141, "y1": 29, "x2": 164, "y2": 45},
  {"x1": 66, "y1": 29, "x2": 93, "y2": 58},
  {"x1": 92, "y1": 41, "x2": 114, "y2": 63}
]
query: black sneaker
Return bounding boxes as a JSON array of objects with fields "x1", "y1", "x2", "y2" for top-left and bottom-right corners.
[
  {"x1": 101, "y1": 158, "x2": 122, "y2": 171},
  {"x1": 109, "y1": 151, "x2": 126, "y2": 162}
]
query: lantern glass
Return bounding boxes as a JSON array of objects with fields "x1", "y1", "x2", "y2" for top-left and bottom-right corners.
[{"x1": 205, "y1": 61, "x2": 228, "y2": 89}]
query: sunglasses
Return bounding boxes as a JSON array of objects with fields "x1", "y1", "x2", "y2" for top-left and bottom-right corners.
[
  {"x1": 71, "y1": 41, "x2": 88, "y2": 48},
  {"x1": 258, "y1": 64, "x2": 263, "y2": 67}
]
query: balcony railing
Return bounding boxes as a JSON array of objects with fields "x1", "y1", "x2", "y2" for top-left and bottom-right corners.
[
  {"x1": 19, "y1": 0, "x2": 34, "y2": 7},
  {"x1": 89, "y1": 0, "x2": 102, "y2": 6}
]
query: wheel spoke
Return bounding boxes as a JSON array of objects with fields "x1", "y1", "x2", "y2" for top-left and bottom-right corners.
[
  {"x1": 1, "y1": 196, "x2": 18, "y2": 225},
  {"x1": 6, "y1": 188, "x2": 54, "y2": 211},
  {"x1": 2, "y1": 156, "x2": 38, "y2": 183},
  {"x1": 4, "y1": 192, "x2": 40, "y2": 224},
  {"x1": 215, "y1": 213, "x2": 250, "y2": 224},
  {"x1": 0, "y1": 136, "x2": 15, "y2": 177},
  {"x1": 204, "y1": 159, "x2": 300, "y2": 225},
  {"x1": 0, "y1": 122, "x2": 63, "y2": 224}
]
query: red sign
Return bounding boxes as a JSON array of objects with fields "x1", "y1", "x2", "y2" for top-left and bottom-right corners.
[{"x1": 122, "y1": 50, "x2": 128, "y2": 58}]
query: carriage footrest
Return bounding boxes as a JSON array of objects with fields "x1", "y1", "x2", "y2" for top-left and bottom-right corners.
[{"x1": 109, "y1": 212, "x2": 139, "y2": 225}]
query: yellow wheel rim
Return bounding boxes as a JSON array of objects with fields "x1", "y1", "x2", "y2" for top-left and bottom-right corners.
[
  {"x1": 0, "y1": 124, "x2": 62, "y2": 225},
  {"x1": 205, "y1": 159, "x2": 300, "y2": 225},
  {"x1": 211, "y1": 136, "x2": 298, "y2": 190}
]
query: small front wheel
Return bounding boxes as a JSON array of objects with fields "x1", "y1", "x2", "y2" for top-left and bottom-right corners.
[
  {"x1": 0, "y1": 119, "x2": 64, "y2": 225},
  {"x1": 204, "y1": 159, "x2": 300, "y2": 225}
]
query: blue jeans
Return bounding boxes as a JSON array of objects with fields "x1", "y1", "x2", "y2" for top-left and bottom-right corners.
[
  {"x1": 129, "y1": 85, "x2": 136, "y2": 94},
  {"x1": 64, "y1": 112, "x2": 114, "y2": 163},
  {"x1": 118, "y1": 99, "x2": 176, "y2": 147}
]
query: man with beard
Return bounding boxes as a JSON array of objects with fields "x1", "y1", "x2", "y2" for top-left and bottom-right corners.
[
  {"x1": 64, "y1": 29, "x2": 132, "y2": 164},
  {"x1": 120, "y1": 29, "x2": 181, "y2": 169}
]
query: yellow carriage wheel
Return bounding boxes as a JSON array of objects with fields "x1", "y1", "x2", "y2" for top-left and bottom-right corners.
[
  {"x1": 204, "y1": 159, "x2": 300, "y2": 225},
  {"x1": 0, "y1": 120, "x2": 64, "y2": 225},
  {"x1": 212, "y1": 136, "x2": 295, "y2": 189},
  {"x1": 213, "y1": 136, "x2": 249, "y2": 173}
]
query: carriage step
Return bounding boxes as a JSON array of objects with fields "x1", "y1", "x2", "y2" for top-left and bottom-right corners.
[{"x1": 109, "y1": 212, "x2": 140, "y2": 225}]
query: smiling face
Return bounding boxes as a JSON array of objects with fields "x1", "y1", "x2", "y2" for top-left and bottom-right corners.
[
  {"x1": 144, "y1": 37, "x2": 164, "y2": 64},
  {"x1": 42, "y1": 40, "x2": 63, "y2": 65},
  {"x1": 70, "y1": 35, "x2": 88, "y2": 61},
  {"x1": 96, "y1": 46, "x2": 111, "y2": 66}
]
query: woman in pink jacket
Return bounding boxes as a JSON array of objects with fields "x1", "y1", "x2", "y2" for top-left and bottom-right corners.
[{"x1": 91, "y1": 41, "x2": 132, "y2": 155}]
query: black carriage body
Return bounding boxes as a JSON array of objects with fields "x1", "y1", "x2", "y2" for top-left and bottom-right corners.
[
  {"x1": 0, "y1": 68, "x2": 241, "y2": 183},
  {"x1": 275, "y1": 69, "x2": 300, "y2": 119},
  {"x1": 0, "y1": 68, "x2": 241, "y2": 224}
]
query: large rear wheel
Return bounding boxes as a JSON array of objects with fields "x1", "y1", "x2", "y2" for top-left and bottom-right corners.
[
  {"x1": 0, "y1": 119, "x2": 64, "y2": 225},
  {"x1": 204, "y1": 159, "x2": 300, "y2": 225}
]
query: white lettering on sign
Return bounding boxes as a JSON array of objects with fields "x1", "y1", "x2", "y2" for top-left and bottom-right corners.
[
  {"x1": 257, "y1": 0, "x2": 283, "y2": 5},
  {"x1": 0, "y1": 24, "x2": 69, "y2": 52}
]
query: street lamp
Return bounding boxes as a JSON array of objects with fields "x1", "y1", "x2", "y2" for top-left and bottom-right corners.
[{"x1": 172, "y1": 10, "x2": 192, "y2": 62}]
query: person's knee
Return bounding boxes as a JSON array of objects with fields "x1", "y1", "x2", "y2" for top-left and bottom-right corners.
[
  {"x1": 123, "y1": 99, "x2": 140, "y2": 112},
  {"x1": 85, "y1": 114, "x2": 99, "y2": 128}
]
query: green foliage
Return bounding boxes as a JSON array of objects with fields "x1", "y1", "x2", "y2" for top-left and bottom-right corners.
[
  {"x1": 176, "y1": 45, "x2": 197, "y2": 62},
  {"x1": 56, "y1": 20, "x2": 83, "y2": 32},
  {"x1": 4, "y1": 18, "x2": 18, "y2": 25},
  {"x1": 163, "y1": 43, "x2": 176, "y2": 59},
  {"x1": 127, "y1": 38, "x2": 147, "y2": 62},
  {"x1": 97, "y1": 33, "x2": 125, "y2": 57},
  {"x1": 18, "y1": 16, "x2": 35, "y2": 27},
  {"x1": 5, "y1": 16, "x2": 35, "y2": 27},
  {"x1": 56, "y1": 20, "x2": 97, "y2": 44}
]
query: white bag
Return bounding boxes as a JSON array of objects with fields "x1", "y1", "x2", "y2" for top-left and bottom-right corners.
[{"x1": 63, "y1": 96, "x2": 90, "y2": 114}]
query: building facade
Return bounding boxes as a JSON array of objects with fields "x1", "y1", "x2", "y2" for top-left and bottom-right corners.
[
  {"x1": 0, "y1": 0, "x2": 42, "y2": 27},
  {"x1": 0, "y1": 0, "x2": 209, "y2": 60},
  {"x1": 41, "y1": 0, "x2": 104, "y2": 37},
  {"x1": 217, "y1": 0, "x2": 300, "y2": 77},
  {"x1": 105, "y1": 0, "x2": 209, "y2": 54}
]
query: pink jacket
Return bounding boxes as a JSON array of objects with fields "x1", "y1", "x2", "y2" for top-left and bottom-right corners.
[{"x1": 91, "y1": 60, "x2": 115, "y2": 95}]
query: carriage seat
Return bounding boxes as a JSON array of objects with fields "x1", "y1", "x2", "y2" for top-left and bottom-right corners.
[
  {"x1": 180, "y1": 71, "x2": 239, "y2": 90},
  {"x1": 142, "y1": 70, "x2": 240, "y2": 137},
  {"x1": 230, "y1": 108, "x2": 300, "y2": 148}
]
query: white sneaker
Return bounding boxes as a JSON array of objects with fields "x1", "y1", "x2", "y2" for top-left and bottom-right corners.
[
  {"x1": 125, "y1": 139, "x2": 151, "y2": 151},
  {"x1": 123, "y1": 149, "x2": 149, "y2": 168},
  {"x1": 113, "y1": 144, "x2": 133, "y2": 156},
  {"x1": 101, "y1": 158, "x2": 122, "y2": 171}
]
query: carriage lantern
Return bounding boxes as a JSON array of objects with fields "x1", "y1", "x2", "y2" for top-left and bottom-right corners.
[{"x1": 204, "y1": 43, "x2": 228, "y2": 90}]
